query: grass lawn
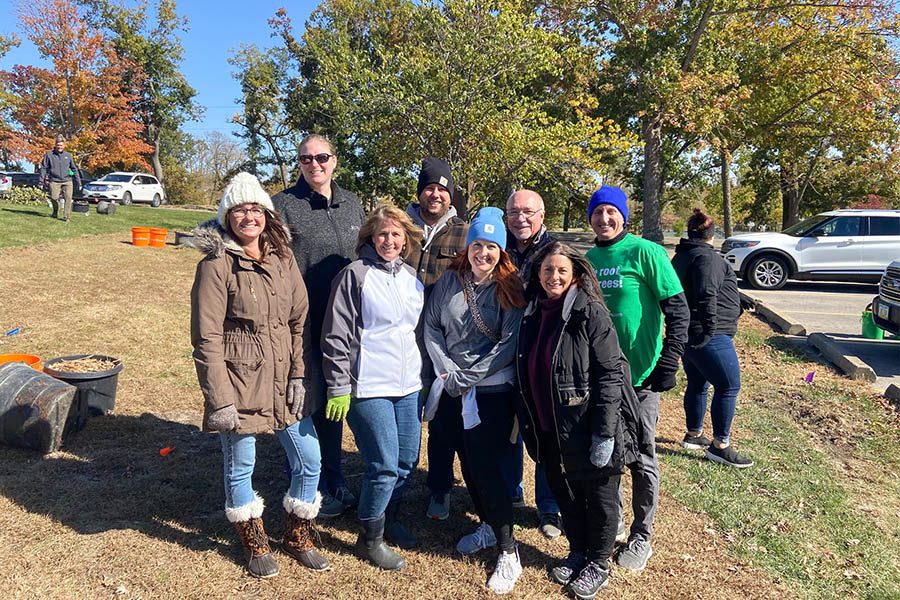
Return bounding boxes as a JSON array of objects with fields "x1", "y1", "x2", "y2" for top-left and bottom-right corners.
[
  {"x1": 0, "y1": 202, "x2": 212, "y2": 249},
  {"x1": 0, "y1": 230, "x2": 897, "y2": 599}
]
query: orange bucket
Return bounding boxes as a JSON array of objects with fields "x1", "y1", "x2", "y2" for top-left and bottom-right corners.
[
  {"x1": 132, "y1": 226, "x2": 150, "y2": 246},
  {"x1": 149, "y1": 227, "x2": 168, "y2": 248},
  {"x1": 0, "y1": 353, "x2": 43, "y2": 372}
]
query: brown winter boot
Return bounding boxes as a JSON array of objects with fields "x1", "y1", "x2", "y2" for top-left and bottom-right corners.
[
  {"x1": 281, "y1": 493, "x2": 330, "y2": 571},
  {"x1": 227, "y1": 493, "x2": 279, "y2": 578}
]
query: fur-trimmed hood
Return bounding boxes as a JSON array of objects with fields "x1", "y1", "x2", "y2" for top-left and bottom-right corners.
[{"x1": 192, "y1": 219, "x2": 243, "y2": 257}]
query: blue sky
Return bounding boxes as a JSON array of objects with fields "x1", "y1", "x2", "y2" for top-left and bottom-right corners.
[{"x1": 0, "y1": 0, "x2": 318, "y2": 138}]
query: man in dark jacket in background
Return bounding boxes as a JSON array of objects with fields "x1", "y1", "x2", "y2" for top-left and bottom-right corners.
[
  {"x1": 39, "y1": 135, "x2": 82, "y2": 222},
  {"x1": 404, "y1": 157, "x2": 469, "y2": 522},
  {"x1": 272, "y1": 134, "x2": 366, "y2": 518},
  {"x1": 504, "y1": 189, "x2": 562, "y2": 539}
]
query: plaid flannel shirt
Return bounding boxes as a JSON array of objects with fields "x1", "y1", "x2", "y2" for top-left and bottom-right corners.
[{"x1": 407, "y1": 216, "x2": 469, "y2": 290}]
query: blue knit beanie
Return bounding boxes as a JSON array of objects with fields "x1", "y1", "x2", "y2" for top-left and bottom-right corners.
[
  {"x1": 587, "y1": 185, "x2": 628, "y2": 224},
  {"x1": 466, "y1": 207, "x2": 507, "y2": 248}
]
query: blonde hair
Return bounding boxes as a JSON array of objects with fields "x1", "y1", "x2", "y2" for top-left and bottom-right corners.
[
  {"x1": 357, "y1": 203, "x2": 424, "y2": 260},
  {"x1": 298, "y1": 133, "x2": 336, "y2": 156}
]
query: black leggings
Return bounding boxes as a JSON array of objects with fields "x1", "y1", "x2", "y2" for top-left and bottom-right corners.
[
  {"x1": 434, "y1": 387, "x2": 517, "y2": 551},
  {"x1": 541, "y1": 432, "x2": 620, "y2": 563}
]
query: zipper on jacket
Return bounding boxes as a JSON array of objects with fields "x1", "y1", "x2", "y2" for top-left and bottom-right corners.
[
  {"x1": 325, "y1": 200, "x2": 345, "y2": 258},
  {"x1": 389, "y1": 268, "x2": 407, "y2": 389},
  {"x1": 549, "y1": 308, "x2": 575, "y2": 501},
  {"x1": 515, "y1": 313, "x2": 543, "y2": 464}
]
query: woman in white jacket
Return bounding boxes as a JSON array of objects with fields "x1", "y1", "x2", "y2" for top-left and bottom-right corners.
[{"x1": 320, "y1": 204, "x2": 425, "y2": 571}]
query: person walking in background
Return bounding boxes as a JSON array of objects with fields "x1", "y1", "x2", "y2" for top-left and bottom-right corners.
[
  {"x1": 404, "y1": 157, "x2": 469, "y2": 522},
  {"x1": 320, "y1": 205, "x2": 426, "y2": 571},
  {"x1": 39, "y1": 134, "x2": 81, "y2": 222},
  {"x1": 671, "y1": 209, "x2": 752, "y2": 468},
  {"x1": 585, "y1": 185, "x2": 689, "y2": 572},
  {"x1": 272, "y1": 134, "x2": 366, "y2": 519},
  {"x1": 504, "y1": 189, "x2": 562, "y2": 539},
  {"x1": 191, "y1": 173, "x2": 329, "y2": 579},
  {"x1": 423, "y1": 207, "x2": 526, "y2": 594},
  {"x1": 516, "y1": 242, "x2": 639, "y2": 600}
]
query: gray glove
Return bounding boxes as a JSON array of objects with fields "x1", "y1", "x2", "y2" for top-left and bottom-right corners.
[
  {"x1": 589, "y1": 434, "x2": 614, "y2": 468},
  {"x1": 207, "y1": 404, "x2": 239, "y2": 432},
  {"x1": 285, "y1": 377, "x2": 305, "y2": 418}
]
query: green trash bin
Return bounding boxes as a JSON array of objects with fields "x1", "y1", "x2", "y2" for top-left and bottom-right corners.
[{"x1": 861, "y1": 304, "x2": 884, "y2": 340}]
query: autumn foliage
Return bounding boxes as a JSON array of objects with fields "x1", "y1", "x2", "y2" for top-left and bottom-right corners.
[{"x1": 0, "y1": 0, "x2": 152, "y2": 170}]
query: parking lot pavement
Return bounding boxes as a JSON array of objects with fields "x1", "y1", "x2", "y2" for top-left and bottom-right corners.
[{"x1": 742, "y1": 281, "x2": 900, "y2": 393}]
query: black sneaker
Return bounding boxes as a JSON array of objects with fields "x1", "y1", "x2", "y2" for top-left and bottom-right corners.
[
  {"x1": 706, "y1": 445, "x2": 753, "y2": 468},
  {"x1": 567, "y1": 561, "x2": 610, "y2": 600},
  {"x1": 549, "y1": 551, "x2": 585, "y2": 585},
  {"x1": 682, "y1": 433, "x2": 712, "y2": 450}
]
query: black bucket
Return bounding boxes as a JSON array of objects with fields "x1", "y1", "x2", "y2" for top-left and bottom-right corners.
[
  {"x1": 0, "y1": 362, "x2": 77, "y2": 453},
  {"x1": 44, "y1": 355, "x2": 124, "y2": 417}
]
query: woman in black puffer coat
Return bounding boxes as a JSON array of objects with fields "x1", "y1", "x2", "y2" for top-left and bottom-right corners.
[
  {"x1": 671, "y1": 208, "x2": 752, "y2": 469},
  {"x1": 516, "y1": 241, "x2": 639, "y2": 600}
]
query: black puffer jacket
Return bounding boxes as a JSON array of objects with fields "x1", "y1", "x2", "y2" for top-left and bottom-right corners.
[
  {"x1": 515, "y1": 285, "x2": 640, "y2": 481},
  {"x1": 671, "y1": 239, "x2": 741, "y2": 345}
]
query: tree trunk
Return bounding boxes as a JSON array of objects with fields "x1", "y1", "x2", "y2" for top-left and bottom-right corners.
[
  {"x1": 563, "y1": 197, "x2": 571, "y2": 231},
  {"x1": 780, "y1": 161, "x2": 800, "y2": 229},
  {"x1": 151, "y1": 136, "x2": 163, "y2": 182},
  {"x1": 721, "y1": 149, "x2": 733, "y2": 237},
  {"x1": 641, "y1": 114, "x2": 664, "y2": 242}
]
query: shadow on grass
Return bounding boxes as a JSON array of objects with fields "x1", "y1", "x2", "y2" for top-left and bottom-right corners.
[{"x1": 0, "y1": 413, "x2": 557, "y2": 572}]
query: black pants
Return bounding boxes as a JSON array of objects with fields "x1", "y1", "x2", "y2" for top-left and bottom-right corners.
[
  {"x1": 541, "y1": 431, "x2": 620, "y2": 563},
  {"x1": 434, "y1": 387, "x2": 517, "y2": 551}
]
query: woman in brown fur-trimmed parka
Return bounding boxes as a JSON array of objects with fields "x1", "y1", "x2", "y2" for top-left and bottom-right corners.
[{"x1": 191, "y1": 172, "x2": 328, "y2": 578}]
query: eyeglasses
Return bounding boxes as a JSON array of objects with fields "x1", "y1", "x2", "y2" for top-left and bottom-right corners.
[
  {"x1": 231, "y1": 206, "x2": 266, "y2": 218},
  {"x1": 299, "y1": 153, "x2": 334, "y2": 165},
  {"x1": 507, "y1": 209, "x2": 543, "y2": 220}
]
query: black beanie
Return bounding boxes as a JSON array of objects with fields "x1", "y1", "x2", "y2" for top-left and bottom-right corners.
[{"x1": 417, "y1": 157, "x2": 454, "y2": 198}]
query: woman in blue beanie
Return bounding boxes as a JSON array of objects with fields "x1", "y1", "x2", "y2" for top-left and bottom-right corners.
[{"x1": 423, "y1": 206, "x2": 527, "y2": 594}]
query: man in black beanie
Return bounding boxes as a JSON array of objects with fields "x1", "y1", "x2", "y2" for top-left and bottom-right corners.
[{"x1": 404, "y1": 156, "x2": 468, "y2": 523}]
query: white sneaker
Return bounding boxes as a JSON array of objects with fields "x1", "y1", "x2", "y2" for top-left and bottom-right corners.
[
  {"x1": 487, "y1": 546, "x2": 522, "y2": 594},
  {"x1": 456, "y1": 522, "x2": 497, "y2": 555}
]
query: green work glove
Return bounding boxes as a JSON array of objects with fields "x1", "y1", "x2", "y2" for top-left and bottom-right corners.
[{"x1": 325, "y1": 394, "x2": 351, "y2": 421}]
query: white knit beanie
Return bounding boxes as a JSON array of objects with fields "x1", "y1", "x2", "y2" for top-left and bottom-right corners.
[{"x1": 217, "y1": 172, "x2": 275, "y2": 227}]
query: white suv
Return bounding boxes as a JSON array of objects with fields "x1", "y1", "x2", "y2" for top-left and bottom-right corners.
[
  {"x1": 80, "y1": 172, "x2": 166, "y2": 207},
  {"x1": 721, "y1": 209, "x2": 900, "y2": 290}
]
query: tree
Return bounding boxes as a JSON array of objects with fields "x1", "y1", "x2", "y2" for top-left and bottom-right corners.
[
  {"x1": 269, "y1": 0, "x2": 634, "y2": 209},
  {"x1": 228, "y1": 44, "x2": 300, "y2": 188},
  {"x1": 195, "y1": 131, "x2": 247, "y2": 203},
  {"x1": 82, "y1": 0, "x2": 202, "y2": 182},
  {"x1": 0, "y1": 0, "x2": 152, "y2": 170}
]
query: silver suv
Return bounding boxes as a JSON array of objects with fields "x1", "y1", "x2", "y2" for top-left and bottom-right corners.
[{"x1": 721, "y1": 209, "x2": 900, "y2": 290}]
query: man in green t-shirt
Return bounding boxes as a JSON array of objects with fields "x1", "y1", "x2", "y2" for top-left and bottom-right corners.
[{"x1": 585, "y1": 185, "x2": 689, "y2": 572}]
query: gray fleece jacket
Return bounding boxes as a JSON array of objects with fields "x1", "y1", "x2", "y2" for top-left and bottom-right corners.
[{"x1": 423, "y1": 270, "x2": 523, "y2": 397}]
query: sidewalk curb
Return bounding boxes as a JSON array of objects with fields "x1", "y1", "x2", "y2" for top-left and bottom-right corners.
[
  {"x1": 808, "y1": 333, "x2": 877, "y2": 382},
  {"x1": 752, "y1": 299, "x2": 807, "y2": 336}
]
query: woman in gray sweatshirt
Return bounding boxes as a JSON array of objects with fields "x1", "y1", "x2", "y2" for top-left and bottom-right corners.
[{"x1": 423, "y1": 207, "x2": 526, "y2": 595}]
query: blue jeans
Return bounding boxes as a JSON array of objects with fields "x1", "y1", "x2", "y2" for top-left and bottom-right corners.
[
  {"x1": 682, "y1": 334, "x2": 741, "y2": 444},
  {"x1": 220, "y1": 417, "x2": 321, "y2": 509},
  {"x1": 346, "y1": 392, "x2": 422, "y2": 521},
  {"x1": 502, "y1": 436, "x2": 560, "y2": 515}
]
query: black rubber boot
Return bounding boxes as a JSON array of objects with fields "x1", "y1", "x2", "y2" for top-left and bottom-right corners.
[
  {"x1": 356, "y1": 514, "x2": 405, "y2": 570},
  {"x1": 384, "y1": 501, "x2": 419, "y2": 550}
]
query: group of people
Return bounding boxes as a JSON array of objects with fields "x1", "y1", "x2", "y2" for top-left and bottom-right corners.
[{"x1": 189, "y1": 133, "x2": 752, "y2": 599}]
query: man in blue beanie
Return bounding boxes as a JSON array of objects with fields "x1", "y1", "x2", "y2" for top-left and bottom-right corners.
[{"x1": 585, "y1": 185, "x2": 689, "y2": 572}]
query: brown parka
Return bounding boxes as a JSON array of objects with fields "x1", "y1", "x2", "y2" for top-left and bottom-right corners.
[{"x1": 190, "y1": 220, "x2": 314, "y2": 434}]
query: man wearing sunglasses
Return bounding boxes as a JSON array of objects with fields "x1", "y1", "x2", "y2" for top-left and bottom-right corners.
[
  {"x1": 503, "y1": 189, "x2": 563, "y2": 540},
  {"x1": 272, "y1": 134, "x2": 366, "y2": 520},
  {"x1": 404, "y1": 156, "x2": 469, "y2": 523}
]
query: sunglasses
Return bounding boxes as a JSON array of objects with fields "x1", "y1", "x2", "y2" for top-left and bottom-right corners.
[
  {"x1": 231, "y1": 206, "x2": 266, "y2": 218},
  {"x1": 299, "y1": 153, "x2": 334, "y2": 165}
]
